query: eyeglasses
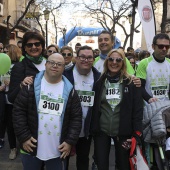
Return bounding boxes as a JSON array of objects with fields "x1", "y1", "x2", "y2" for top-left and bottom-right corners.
[
  {"x1": 47, "y1": 50, "x2": 57, "y2": 54},
  {"x1": 4, "y1": 51, "x2": 9, "y2": 53},
  {"x1": 62, "y1": 53, "x2": 72, "y2": 57},
  {"x1": 155, "y1": 44, "x2": 170, "y2": 50},
  {"x1": 0, "y1": 48, "x2": 3, "y2": 50},
  {"x1": 46, "y1": 60, "x2": 65, "y2": 68},
  {"x1": 108, "y1": 57, "x2": 123, "y2": 63},
  {"x1": 78, "y1": 56, "x2": 94, "y2": 62},
  {"x1": 25, "y1": 42, "x2": 41, "y2": 48}
]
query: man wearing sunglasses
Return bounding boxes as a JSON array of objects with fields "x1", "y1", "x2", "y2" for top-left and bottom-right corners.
[
  {"x1": 12, "y1": 53, "x2": 82, "y2": 170},
  {"x1": 63, "y1": 45, "x2": 100, "y2": 170},
  {"x1": 136, "y1": 33, "x2": 170, "y2": 169}
]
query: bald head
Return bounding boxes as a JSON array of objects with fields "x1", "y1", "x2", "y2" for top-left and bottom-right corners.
[{"x1": 48, "y1": 53, "x2": 65, "y2": 64}]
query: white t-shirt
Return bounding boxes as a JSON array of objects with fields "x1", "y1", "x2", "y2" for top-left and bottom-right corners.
[
  {"x1": 73, "y1": 66, "x2": 94, "y2": 137},
  {"x1": 36, "y1": 77, "x2": 64, "y2": 160},
  {"x1": 33, "y1": 59, "x2": 46, "y2": 71},
  {"x1": 94, "y1": 58, "x2": 104, "y2": 73}
]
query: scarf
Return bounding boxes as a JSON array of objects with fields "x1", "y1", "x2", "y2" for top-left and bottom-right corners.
[
  {"x1": 25, "y1": 54, "x2": 43, "y2": 64},
  {"x1": 100, "y1": 53, "x2": 107, "y2": 60}
]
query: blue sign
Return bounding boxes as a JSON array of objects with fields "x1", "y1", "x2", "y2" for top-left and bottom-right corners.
[{"x1": 59, "y1": 27, "x2": 121, "y2": 49}]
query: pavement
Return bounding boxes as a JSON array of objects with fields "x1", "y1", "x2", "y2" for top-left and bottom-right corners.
[{"x1": 0, "y1": 135, "x2": 115, "y2": 170}]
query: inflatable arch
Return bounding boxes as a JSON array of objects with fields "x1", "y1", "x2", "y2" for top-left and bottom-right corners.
[{"x1": 59, "y1": 27, "x2": 121, "y2": 49}]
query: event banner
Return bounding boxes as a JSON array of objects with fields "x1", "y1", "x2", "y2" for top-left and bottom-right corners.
[{"x1": 137, "y1": 0, "x2": 156, "y2": 53}]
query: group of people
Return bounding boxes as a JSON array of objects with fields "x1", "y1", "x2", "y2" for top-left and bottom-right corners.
[{"x1": 0, "y1": 30, "x2": 170, "y2": 170}]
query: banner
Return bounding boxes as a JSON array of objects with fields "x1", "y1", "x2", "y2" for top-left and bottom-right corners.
[{"x1": 137, "y1": 0, "x2": 156, "y2": 53}]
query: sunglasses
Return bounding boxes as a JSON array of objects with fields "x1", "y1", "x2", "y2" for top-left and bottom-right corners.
[
  {"x1": 25, "y1": 42, "x2": 41, "y2": 48},
  {"x1": 4, "y1": 51, "x2": 9, "y2": 53},
  {"x1": 0, "y1": 48, "x2": 3, "y2": 50},
  {"x1": 47, "y1": 50, "x2": 56, "y2": 54},
  {"x1": 108, "y1": 57, "x2": 123, "y2": 63},
  {"x1": 155, "y1": 44, "x2": 170, "y2": 50},
  {"x1": 62, "y1": 53, "x2": 72, "y2": 57}
]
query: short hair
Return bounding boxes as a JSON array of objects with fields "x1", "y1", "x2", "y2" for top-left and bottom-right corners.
[
  {"x1": 118, "y1": 46, "x2": 124, "y2": 50},
  {"x1": 152, "y1": 33, "x2": 170, "y2": 45},
  {"x1": 127, "y1": 47, "x2": 134, "y2": 52},
  {"x1": 17, "y1": 41, "x2": 22, "y2": 44},
  {"x1": 138, "y1": 50, "x2": 150, "y2": 60},
  {"x1": 77, "y1": 45, "x2": 94, "y2": 57},
  {"x1": 22, "y1": 31, "x2": 45, "y2": 56},
  {"x1": 98, "y1": 30, "x2": 114, "y2": 43},
  {"x1": 60, "y1": 46, "x2": 73, "y2": 54},
  {"x1": 47, "y1": 44, "x2": 59, "y2": 52},
  {"x1": 75, "y1": 43, "x2": 81, "y2": 47}
]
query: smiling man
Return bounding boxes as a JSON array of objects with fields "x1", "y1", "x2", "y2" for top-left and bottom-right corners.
[
  {"x1": 12, "y1": 53, "x2": 82, "y2": 170},
  {"x1": 64, "y1": 45, "x2": 100, "y2": 170}
]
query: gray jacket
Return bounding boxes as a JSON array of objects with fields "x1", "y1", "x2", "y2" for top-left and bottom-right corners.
[{"x1": 143, "y1": 100, "x2": 170, "y2": 143}]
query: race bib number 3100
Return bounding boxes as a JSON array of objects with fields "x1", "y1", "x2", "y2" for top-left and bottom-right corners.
[
  {"x1": 77, "y1": 90, "x2": 95, "y2": 107},
  {"x1": 38, "y1": 94, "x2": 64, "y2": 116}
]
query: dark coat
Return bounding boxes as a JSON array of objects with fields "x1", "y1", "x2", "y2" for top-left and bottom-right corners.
[
  {"x1": 91, "y1": 73, "x2": 143, "y2": 137},
  {"x1": 63, "y1": 65, "x2": 101, "y2": 137},
  {"x1": 8, "y1": 57, "x2": 39, "y2": 103},
  {"x1": 13, "y1": 81, "x2": 82, "y2": 156}
]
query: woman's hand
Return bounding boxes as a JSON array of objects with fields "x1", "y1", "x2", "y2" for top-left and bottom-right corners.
[
  {"x1": 23, "y1": 137, "x2": 37, "y2": 153},
  {"x1": 122, "y1": 139, "x2": 132, "y2": 150},
  {"x1": 0, "y1": 85, "x2": 5, "y2": 91},
  {"x1": 22, "y1": 76, "x2": 34, "y2": 86},
  {"x1": 148, "y1": 97, "x2": 158, "y2": 103},
  {"x1": 4, "y1": 79, "x2": 10, "y2": 86},
  {"x1": 58, "y1": 142, "x2": 71, "y2": 159}
]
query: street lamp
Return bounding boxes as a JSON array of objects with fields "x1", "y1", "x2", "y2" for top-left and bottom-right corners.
[
  {"x1": 62, "y1": 28, "x2": 67, "y2": 46},
  {"x1": 43, "y1": 9, "x2": 50, "y2": 47}
]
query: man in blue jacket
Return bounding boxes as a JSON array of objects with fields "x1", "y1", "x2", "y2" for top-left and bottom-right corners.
[{"x1": 13, "y1": 53, "x2": 82, "y2": 170}]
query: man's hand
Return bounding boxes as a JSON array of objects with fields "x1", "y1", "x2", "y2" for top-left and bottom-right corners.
[
  {"x1": 58, "y1": 142, "x2": 71, "y2": 159},
  {"x1": 23, "y1": 137, "x2": 37, "y2": 152},
  {"x1": 4, "y1": 79, "x2": 10, "y2": 86},
  {"x1": 148, "y1": 97, "x2": 158, "y2": 103},
  {"x1": 132, "y1": 76, "x2": 141, "y2": 87}
]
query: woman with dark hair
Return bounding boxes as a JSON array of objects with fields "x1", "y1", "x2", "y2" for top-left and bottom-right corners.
[
  {"x1": 91, "y1": 49, "x2": 143, "y2": 170},
  {"x1": 46, "y1": 44, "x2": 59, "y2": 57},
  {"x1": 8, "y1": 31, "x2": 46, "y2": 103}
]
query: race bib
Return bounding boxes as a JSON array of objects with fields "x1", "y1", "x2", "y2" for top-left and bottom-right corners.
[
  {"x1": 151, "y1": 85, "x2": 168, "y2": 99},
  {"x1": 77, "y1": 90, "x2": 95, "y2": 106},
  {"x1": 38, "y1": 94, "x2": 64, "y2": 116},
  {"x1": 106, "y1": 83, "x2": 120, "y2": 99}
]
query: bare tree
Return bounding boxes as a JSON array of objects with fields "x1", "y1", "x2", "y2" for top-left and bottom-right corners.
[{"x1": 81, "y1": 0, "x2": 141, "y2": 48}]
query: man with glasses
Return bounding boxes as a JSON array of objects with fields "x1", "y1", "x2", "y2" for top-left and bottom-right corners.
[
  {"x1": 136, "y1": 33, "x2": 170, "y2": 169},
  {"x1": 12, "y1": 53, "x2": 82, "y2": 170},
  {"x1": 64, "y1": 45, "x2": 100, "y2": 170}
]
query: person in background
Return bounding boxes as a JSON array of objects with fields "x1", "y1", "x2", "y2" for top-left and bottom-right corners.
[
  {"x1": 17, "y1": 41, "x2": 22, "y2": 50},
  {"x1": 75, "y1": 43, "x2": 81, "y2": 54},
  {"x1": 126, "y1": 47, "x2": 134, "y2": 54},
  {"x1": 138, "y1": 50, "x2": 150, "y2": 61},
  {"x1": 94, "y1": 49, "x2": 100, "y2": 58},
  {"x1": 91, "y1": 49, "x2": 143, "y2": 170},
  {"x1": 126, "y1": 53, "x2": 138, "y2": 74},
  {"x1": 12, "y1": 53, "x2": 82, "y2": 170},
  {"x1": 8, "y1": 31, "x2": 46, "y2": 104},
  {"x1": 0, "y1": 42, "x2": 4, "y2": 53},
  {"x1": 46, "y1": 44, "x2": 59, "y2": 58},
  {"x1": 1, "y1": 44, "x2": 22, "y2": 159},
  {"x1": 60, "y1": 46, "x2": 74, "y2": 70}
]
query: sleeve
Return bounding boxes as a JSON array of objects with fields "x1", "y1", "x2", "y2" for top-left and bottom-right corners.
[
  {"x1": 64, "y1": 89, "x2": 82, "y2": 145},
  {"x1": 136, "y1": 59, "x2": 147, "y2": 80},
  {"x1": 8, "y1": 62, "x2": 25, "y2": 103},
  {"x1": 12, "y1": 86, "x2": 32, "y2": 144},
  {"x1": 141, "y1": 78, "x2": 152, "y2": 102},
  {"x1": 132, "y1": 84, "x2": 143, "y2": 133}
]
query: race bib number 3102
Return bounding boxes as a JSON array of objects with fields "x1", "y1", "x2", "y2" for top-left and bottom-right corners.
[
  {"x1": 38, "y1": 95, "x2": 64, "y2": 116},
  {"x1": 77, "y1": 90, "x2": 95, "y2": 107}
]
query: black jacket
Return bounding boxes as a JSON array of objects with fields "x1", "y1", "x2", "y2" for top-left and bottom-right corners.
[
  {"x1": 63, "y1": 65, "x2": 101, "y2": 137},
  {"x1": 13, "y1": 81, "x2": 82, "y2": 156},
  {"x1": 8, "y1": 57, "x2": 39, "y2": 103},
  {"x1": 91, "y1": 73, "x2": 143, "y2": 137}
]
